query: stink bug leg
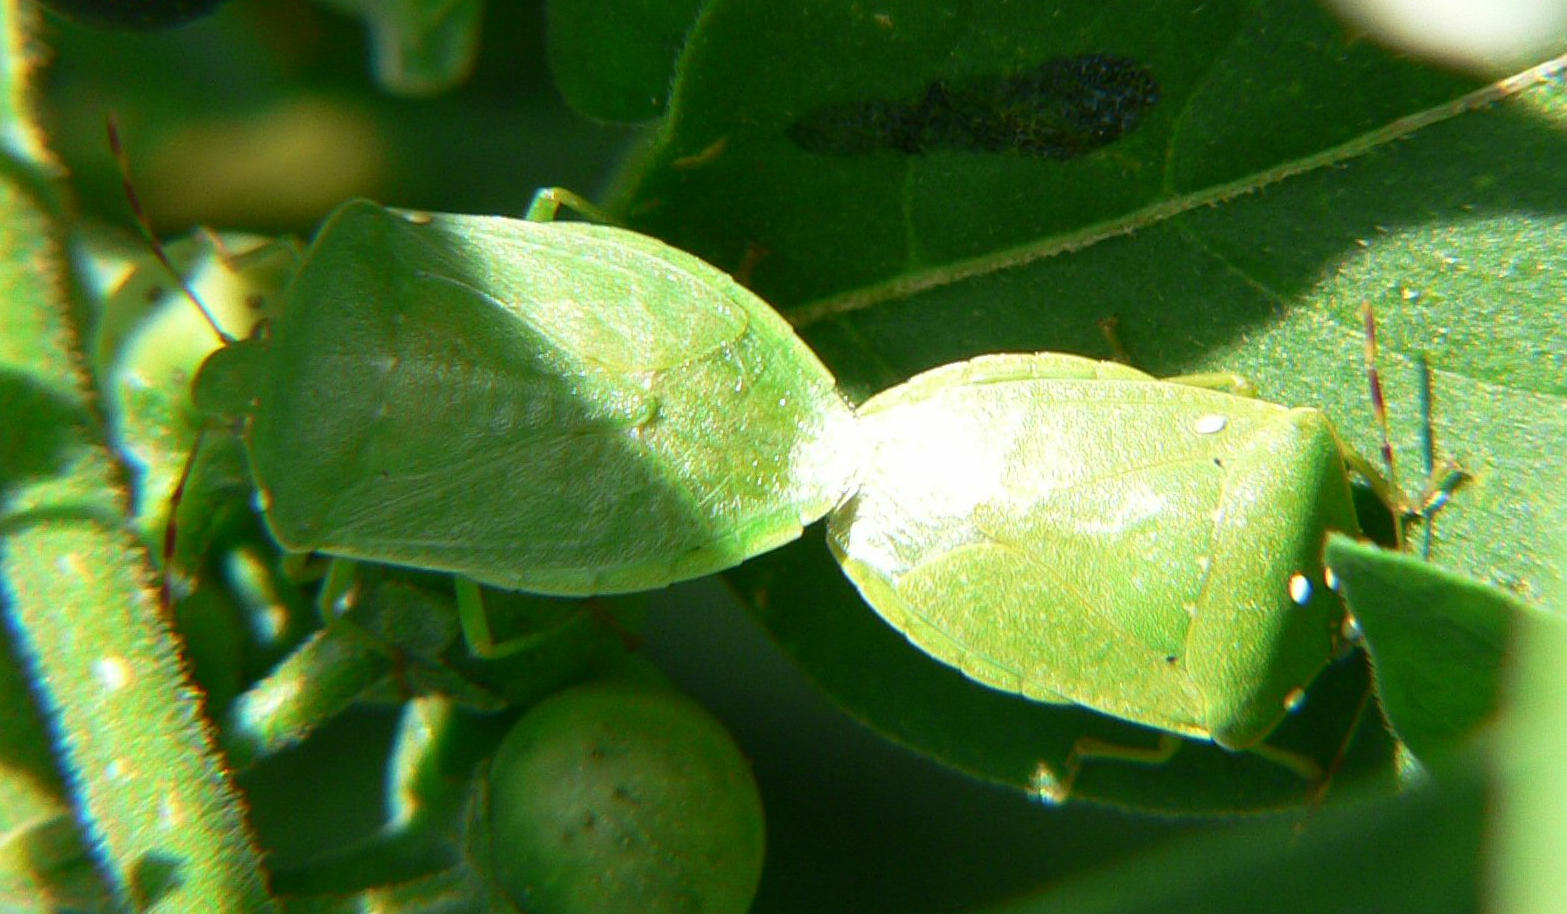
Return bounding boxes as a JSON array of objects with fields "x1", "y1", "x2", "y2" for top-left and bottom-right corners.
[
  {"x1": 522, "y1": 186, "x2": 619, "y2": 224},
  {"x1": 450, "y1": 578, "x2": 620, "y2": 660},
  {"x1": 1357, "y1": 303, "x2": 1469, "y2": 558}
]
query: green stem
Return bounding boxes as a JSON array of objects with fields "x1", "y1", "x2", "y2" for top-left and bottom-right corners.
[
  {"x1": 222, "y1": 620, "x2": 393, "y2": 771},
  {"x1": 0, "y1": 5, "x2": 276, "y2": 908}
]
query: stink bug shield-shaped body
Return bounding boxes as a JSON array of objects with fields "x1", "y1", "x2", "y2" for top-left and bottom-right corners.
[
  {"x1": 195, "y1": 200, "x2": 852, "y2": 600},
  {"x1": 829, "y1": 353, "x2": 1360, "y2": 753}
]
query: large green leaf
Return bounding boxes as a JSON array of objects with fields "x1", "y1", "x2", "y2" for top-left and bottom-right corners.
[
  {"x1": 976, "y1": 765, "x2": 1487, "y2": 914},
  {"x1": 605, "y1": 0, "x2": 1567, "y2": 807},
  {"x1": 1324, "y1": 534, "x2": 1555, "y2": 765},
  {"x1": 546, "y1": 0, "x2": 705, "y2": 122},
  {"x1": 1488, "y1": 513, "x2": 1567, "y2": 914}
]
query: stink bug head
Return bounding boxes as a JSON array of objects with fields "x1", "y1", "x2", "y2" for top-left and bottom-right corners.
[
  {"x1": 93, "y1": 227, "x2": 299, "y2": 552},
  {"x1": 104, "y1": 117, "x2": 302, "y2": 577},
  {"x1": 190, "y1": 334, "x2": 269, "y2": 420}
]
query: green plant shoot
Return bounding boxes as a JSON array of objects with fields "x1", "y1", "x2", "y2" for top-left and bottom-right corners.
[{"x1": 166, "y1": 188, "x2": 1419, "y2": 801}]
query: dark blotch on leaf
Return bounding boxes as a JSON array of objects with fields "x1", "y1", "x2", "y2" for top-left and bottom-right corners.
[{"x1": 789, "y1": 53, "x2": 1159, "y2": 159}]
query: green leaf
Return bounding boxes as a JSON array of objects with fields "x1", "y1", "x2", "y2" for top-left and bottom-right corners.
[
  {"x1": 608, "y1": 0, "x2": 1567, "y2": 806},
  {"x1": 547, "y1": 0, "x2": 706, "y2": 121},
  {"x1": 1489, "y1": 511, "x2": 1567, "y2": 914},
  {"x1": 1325, "y1": 534, "x2": 1550, "y2": 763},
  {"x1": 976, "y1": 766, "x2": 1487, "y2": 914},
  {"x1": 314, "y1": 0, "x2": 485, "y2": 96}
]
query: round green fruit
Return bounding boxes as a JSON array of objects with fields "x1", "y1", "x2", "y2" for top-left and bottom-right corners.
[{"x1": 484, "y1": 680, "x2": 765, "y2": 914}]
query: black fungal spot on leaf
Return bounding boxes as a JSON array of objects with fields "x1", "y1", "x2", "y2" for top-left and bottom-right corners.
[{"x1": 789, "y1": 54, "x2": 1160, "y2": 159}]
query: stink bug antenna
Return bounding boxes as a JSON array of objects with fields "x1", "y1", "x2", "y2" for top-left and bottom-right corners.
[
  {"x1": 1361, "y1": 302, "x2": 1469, "y2": 558},
  {"x1": 161, "y1": 426, "x2": 206, "y2": 613},
  {"x1": 1360, "y1": 302, "x2": 1402, "y2": 503},
  {"x1": 106, "y1": 114, "x2": 234, "y2": 345},
  {"x1": 1415, "y1": 354, "x2": 1438, "y2": 559},
  {"x1": 107, "y1": 115, "x2": 230, "y2": 614}
]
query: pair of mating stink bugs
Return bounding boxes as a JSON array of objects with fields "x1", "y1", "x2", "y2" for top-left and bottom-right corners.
[{"x1": 136, "y1": 158, "x2": 1452, "y2": 803}]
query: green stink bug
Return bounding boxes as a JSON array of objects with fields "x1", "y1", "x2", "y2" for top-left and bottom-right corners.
[
  {"x1": 180, "y1": 191, "x2": 855, "y2": 657},
  {"x1": 827, "y1": 352, "x2": 1374, "y2": 799}
]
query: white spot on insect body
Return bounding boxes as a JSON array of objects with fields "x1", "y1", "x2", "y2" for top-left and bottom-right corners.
[
  {"x1": 1324, "y1": 565, "x2": 1340, "y2": 591},
  {"x1": 1283, "y1": 687, "x2": 1307, "y2": 713},
  {"x1": 1288, "y1": 573, "x2": 1312, "y2": 606},
  {"x1": 1341, "y1": 613, "x2": 1364, "y2": 645},
  {"x1": 94, "y1": 656, "x2": 132, "y2": 692},
  {"x1": 1194, "y1": 414, "x2": 1228, "y2": 435}
]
